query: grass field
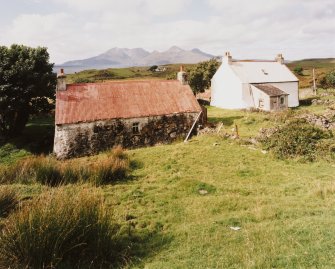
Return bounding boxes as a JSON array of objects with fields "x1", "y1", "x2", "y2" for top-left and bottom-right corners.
[
  {"x1": 1, "y1": 95, "x2": 335, "y2": 267},
  {"x1": 65, "y1": 64, "x2": 195, "y2": 84}
]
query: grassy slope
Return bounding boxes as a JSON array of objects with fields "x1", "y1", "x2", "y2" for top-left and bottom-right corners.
[
  {"x1": 102, "y1": 107, "x2": 335, "y2": 268},
  {"x1": 65, "y1": 64, "x2": 195, "y2": 84},
  {"x1": 66, "y1": 59, "x2": 335, "y2": 89},
  {"x1": 1, "y1": 93, "x2": 335, "y2": 268},
  {"x1": 287, "y1": 58, "x2": 335, "y2": 88}
]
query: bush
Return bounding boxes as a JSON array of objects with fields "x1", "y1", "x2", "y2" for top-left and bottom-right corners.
[
  {"x1": 294, "y1": 66, "x2": 304, "y2": 76},
  {"x1": 0, "y1": 147, "x2": 130, "y2": 186},
  {"x1": 0, "y1": 186, "x2": 19, "y2": 218},
  {"x1": 261, "y1": 119, "x2": 332, "y2": 161},
  {"x1": 0, "y1": 186, "x2": 121, "y2": 268},
  {"x1": 320, "y1": 70, "x2": 335, "y2": 89}
]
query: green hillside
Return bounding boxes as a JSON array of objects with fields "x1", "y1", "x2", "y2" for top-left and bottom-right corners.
[
  {"x1": 65, "y1": 58, "x2": 335, "y2": 90},
  {"x1": 287, "y1": 58, "x2": 335, "y2": 88},
  {"x1": 65, "y1": 64, "x2": 196, "y2": 84}
]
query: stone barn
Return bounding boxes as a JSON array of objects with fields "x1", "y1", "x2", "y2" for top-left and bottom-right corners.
[{"x1": 54, "y1": 70, "x2": 202, "y2": 159}]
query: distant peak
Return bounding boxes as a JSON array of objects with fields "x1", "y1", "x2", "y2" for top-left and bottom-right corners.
[{"x1": 167, "y1": 46, "x2": 184, "y2": 52}]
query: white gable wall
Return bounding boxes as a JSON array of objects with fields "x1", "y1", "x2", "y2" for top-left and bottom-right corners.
[
  {"x1": 211, "y1": 64, "x2": 246, "y2": 109},
  {"x1": 269, "y1": 82, "x2": 299, "y2": 107},
  {"x1": 248, "y1": 85, "x2": 271, "y2": 110}
]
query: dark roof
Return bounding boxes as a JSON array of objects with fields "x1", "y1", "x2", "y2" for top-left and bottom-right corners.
[
  {"x1": 55, "y1": 80, "x2": 201, "y2": 125},
  {"x1": 252, "y1": 84, "x2": 289, "y2": 97}
]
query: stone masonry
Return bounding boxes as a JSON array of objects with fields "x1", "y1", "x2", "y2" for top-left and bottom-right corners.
[{"x1": 54, "y1": 112, "x2": 199, "y2": 159}]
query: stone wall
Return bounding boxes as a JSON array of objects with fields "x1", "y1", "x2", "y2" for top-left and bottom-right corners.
[{"x1": 54, "y1": 112, "x2": 199, "y2": 159}]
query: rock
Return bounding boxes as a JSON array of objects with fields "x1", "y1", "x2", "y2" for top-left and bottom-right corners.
[{"x1": 199, "y1": 189, "x2": 208, "y2": 195}]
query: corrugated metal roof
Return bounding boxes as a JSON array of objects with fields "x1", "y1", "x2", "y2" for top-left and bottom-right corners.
[
  {"x1": 252, "y1": 84, "x2": 289, "y2": 97},
  {"x1": 230, "y1": 61, "x2": 298, "y2": 83},
  {"x1": 55, "y1": 80, "x2": 201, "y2": 125}
]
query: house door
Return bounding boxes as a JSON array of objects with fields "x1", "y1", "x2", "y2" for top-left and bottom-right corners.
[{"x1": 270, "y1": 97, "x2": 278, "y2": 110}]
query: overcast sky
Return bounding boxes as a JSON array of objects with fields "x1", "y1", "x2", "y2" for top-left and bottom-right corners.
[{"x1": 0, "y1": 0, "x2": 334, "y2": 64}]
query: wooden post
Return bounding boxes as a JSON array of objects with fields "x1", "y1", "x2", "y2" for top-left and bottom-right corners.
[
  {"x1": 313, "y1": 68, "x2": 316, "y2": 95},
  {"x1": 184, "y1": 111, "x2": 202, "y2": 143},
  {"x1": 235, "y1": 124, "x2": 239, "y2": 138},
  {"x1": 217, "y1": 122, "x2": 224, "y2": 133}
]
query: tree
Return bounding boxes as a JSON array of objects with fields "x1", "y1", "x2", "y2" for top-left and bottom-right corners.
[
  {"x1": 188, "y1": 59, "x2": 220, "y2": 94},
  {"x1": 293, "y1": 66, "x2": 303, "y2": 76},
  {"x1": 148, "y1": 65, "x2": 158, "y2": 72},
  {"x1": 0, "y1": 45, "x2": 56, "y2": 137}
]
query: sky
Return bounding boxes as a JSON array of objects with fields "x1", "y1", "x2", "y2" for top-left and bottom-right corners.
[{"x1": 0, "y1": 0, "x2": 334, "y2": 64}]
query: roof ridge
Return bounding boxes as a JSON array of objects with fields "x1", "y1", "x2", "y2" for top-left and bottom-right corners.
[{"x1": 68, "y1": 79, "x2": 179, "y2": 87}]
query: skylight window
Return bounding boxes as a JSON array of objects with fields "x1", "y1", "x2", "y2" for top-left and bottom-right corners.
[{"x1": 261, "y1": 69, "x2": 268, "y2": 75}]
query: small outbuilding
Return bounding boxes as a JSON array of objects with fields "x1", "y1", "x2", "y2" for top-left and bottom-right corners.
[
  {"x1": 54, "y1": 70, "x2": 202, "y2": 159},
  {"x1": 211, "y1": 52, "x2": 299, "y2": 111}
]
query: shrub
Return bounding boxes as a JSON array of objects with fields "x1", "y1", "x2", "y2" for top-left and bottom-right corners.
[
  {"x1": 0, "y1": 186, "x2": 121, "y2": 268},
  {"x1": 261, "y1": 119, "x2": 332, "y2": 161},
  {"x1": 320, "y1": 70, "x2": 335, "y2": 89},
  {"x1": 0, "y1": 186, "x2": 19, "y2": 218}
]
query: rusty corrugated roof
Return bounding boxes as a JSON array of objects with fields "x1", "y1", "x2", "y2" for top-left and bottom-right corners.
[
  {"x1": 55, "y1": 80, "x2": 201, "y2": 125},
  {"x1": 252, "y1": 83, "x2": 289, "y2": 97}
]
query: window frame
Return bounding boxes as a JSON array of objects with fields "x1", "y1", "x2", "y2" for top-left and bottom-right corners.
[
  {"x1": 280, "y1": 96, "x2": 285, "y2": 105},
  {"x1": 132, "y1": 122, "x2": 140, "y2": 134}
]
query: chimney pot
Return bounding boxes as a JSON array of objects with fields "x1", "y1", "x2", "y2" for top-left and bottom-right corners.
[
  {"x1": 57, "y1": 68, "x2": 67, "y2": 91},
  {"x1": 275, "y1": 53, "x2": 284, "y2": 64},
  {"x1": 177, "y1": 66, "x2": 187, "y2": 85},
  {"x1": 223, "y1": 51, "x2": 232, "y2": 65}
]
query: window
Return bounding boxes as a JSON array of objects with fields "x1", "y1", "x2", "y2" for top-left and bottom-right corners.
[
  {"x1": 280, "y1": 96, "x2": 285, "y2": 105},
  {"x1": 258, "y1": 99, "x2": 264, "y2": 108},
  {"x1": 132, "y1": 122, "x2": 139, "y2": 134}
]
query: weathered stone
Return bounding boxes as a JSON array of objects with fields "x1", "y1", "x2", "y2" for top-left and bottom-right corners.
[{"x1": 54, "y1": 113, "x2": 199, "y2": 159}]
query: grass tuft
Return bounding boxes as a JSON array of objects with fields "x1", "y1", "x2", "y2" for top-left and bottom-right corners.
[
  {"x1": 0, "y1": 186, "x2": 121, "y2": 268},
  {"x1": 0, "y1": 186, "x2": 19, "y2": 218},
  {"x1": 0, "y1": 147, "x2": 130, "y2": 186}
]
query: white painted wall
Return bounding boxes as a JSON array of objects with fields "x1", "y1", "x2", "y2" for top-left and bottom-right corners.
[
  {"x1": 241, "y1": 85, "x2": 272, "y2": 111},
  {"x1": 211, "y1": 64, "x2": 246, "y2": 109},
  {"x1": 270, "y1": 82, "x2": 299, "y2": 107}
]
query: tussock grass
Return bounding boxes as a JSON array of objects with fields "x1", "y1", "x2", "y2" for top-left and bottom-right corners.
[
  {"x1": 0, "y1": 186, "x2": 19, "y2": 218},
  {"x1": 0, "y1": 146, "x2": 130, "y2": 186},
  {"x1": 0, "y1": 186, "x2": 120, "y2": 268}
]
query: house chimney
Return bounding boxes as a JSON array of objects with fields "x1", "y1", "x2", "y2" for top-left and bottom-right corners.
[
  {"x1": 275, "y1": 54, "x2": 284, "y2": 64},
  {"x1": 177, "y1": 65, "x2": 187, "y2": 85},
  {"x1": 222, "y1": 51, "x2": 232, "y2": 65},
  {"x1": 57, "y1": 69, "x2": 67, "y2": 91}
]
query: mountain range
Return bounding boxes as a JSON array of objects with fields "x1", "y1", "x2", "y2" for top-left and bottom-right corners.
[{"x1": 62, "y1": 46, "x2": 215, "y2": 68}]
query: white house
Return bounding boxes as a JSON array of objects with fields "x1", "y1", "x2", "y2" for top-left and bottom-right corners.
[{"x1": 211, "y1": 52, "x2": 299, "y2": 111}]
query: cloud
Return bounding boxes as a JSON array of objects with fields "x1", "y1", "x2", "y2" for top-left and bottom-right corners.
[
  {"x1": 0, "y1": 0, "x2": 334, "y2": 63},
  {"x1": 50, "y1": 0, "x2": 192, "y2": 15}
]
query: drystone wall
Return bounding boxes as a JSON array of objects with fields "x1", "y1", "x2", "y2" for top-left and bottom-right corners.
[{"x1": 54, "y1": 113, "x2": 199, "y2": 159}]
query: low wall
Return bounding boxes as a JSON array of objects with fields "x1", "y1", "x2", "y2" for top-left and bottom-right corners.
[{"x1": 54, "y1": 113, "x2": 199, "y2": 159}]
